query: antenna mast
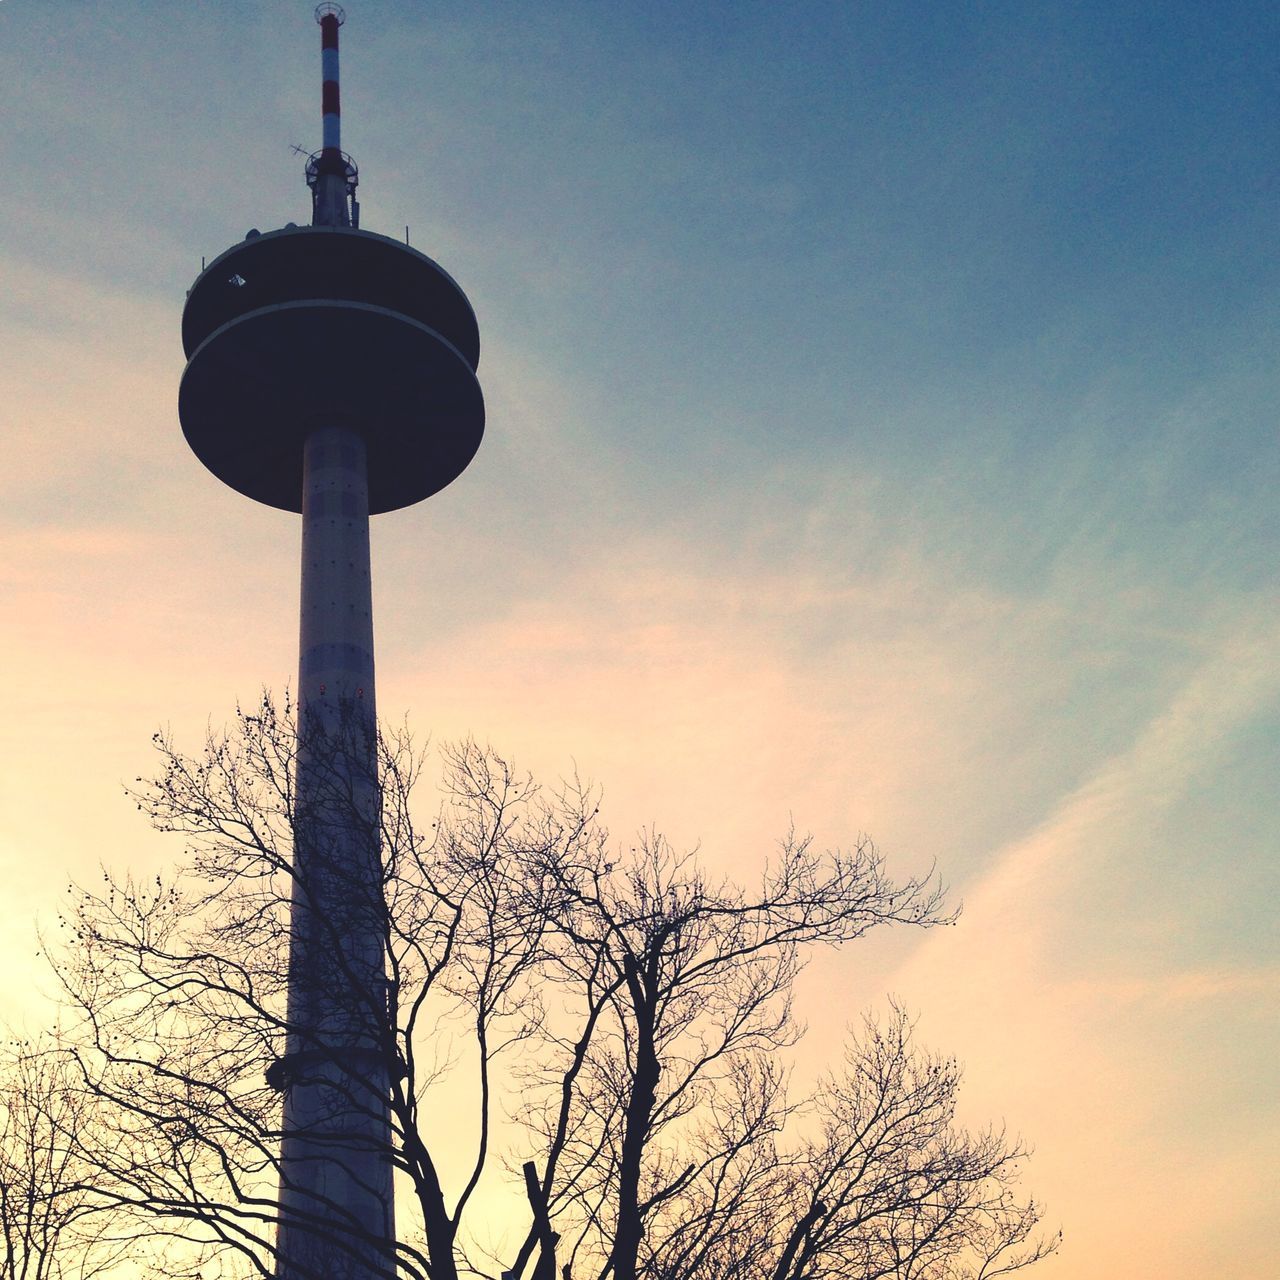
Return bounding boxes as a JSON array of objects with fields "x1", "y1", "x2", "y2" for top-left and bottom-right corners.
[{"x1": 307, "y1": 3, "x2": 359, "y2": 227}]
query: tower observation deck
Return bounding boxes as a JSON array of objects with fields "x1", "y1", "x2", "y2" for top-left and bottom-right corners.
[{"x1": 177, "y1": 7, "x2": 483, "y2": 1277}]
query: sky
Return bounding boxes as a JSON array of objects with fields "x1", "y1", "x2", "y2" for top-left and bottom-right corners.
[{"x1": 1, "y1": 1, "x2": 1277, "y2": 1275}]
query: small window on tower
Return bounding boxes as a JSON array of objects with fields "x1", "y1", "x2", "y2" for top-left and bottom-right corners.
[{"x1": 228, "y1": 274, "x2": 247, "y2": 287}]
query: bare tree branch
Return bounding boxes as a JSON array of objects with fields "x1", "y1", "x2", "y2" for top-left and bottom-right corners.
[{"x1": 10, "y1": 696, "x2": 1056, "y2": 1280}]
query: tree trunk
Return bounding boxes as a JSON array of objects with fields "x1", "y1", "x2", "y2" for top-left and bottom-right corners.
[
  {"x1": 403, "y1": 1124, "x2": 458, "y2": 1280},
  {"x1": 610, "y1": 954, "x2": 660, "y2": 1280},
  {"x1": 523, "y1": 1161, "x2": 559, "y2": 1280}
]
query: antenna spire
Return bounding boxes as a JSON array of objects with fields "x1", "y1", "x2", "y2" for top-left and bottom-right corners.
[{"x1": 308, "y1": 4, "x2": 359, "y2": 227}]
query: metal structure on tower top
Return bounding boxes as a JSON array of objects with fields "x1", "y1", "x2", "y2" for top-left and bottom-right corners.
[{"x1": 178, "y1": 4, "x2": 484, "y2": 514}]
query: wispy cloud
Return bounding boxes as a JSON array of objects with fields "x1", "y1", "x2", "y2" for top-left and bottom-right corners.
[{"x1": 883, "y1": 609, "x2": 1280, "y2": 1276}]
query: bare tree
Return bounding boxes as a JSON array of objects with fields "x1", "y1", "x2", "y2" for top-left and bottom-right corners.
[
  {"x1": 505, "y1": 848, "x2": 1055, "y2": 1280},
  {"x1": 36, "y1": 695, "x2": 1056, "y2": 1280},
  {"x1": 0, "y1": 1035, "x2": 135, "y2": 1280}
]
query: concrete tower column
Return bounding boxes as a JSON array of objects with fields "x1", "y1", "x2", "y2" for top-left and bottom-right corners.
[
  {"x1": 275, "y1": 421, "x2": 396, "y2": 1279},
  {"x1": 299, "y1": 422, "x2": 376, "y2": 717}
]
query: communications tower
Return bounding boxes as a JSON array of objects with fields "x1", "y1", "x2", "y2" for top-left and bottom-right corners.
[{"x1": 178, "y1": 7, "x2": 483, "y2": 1276}]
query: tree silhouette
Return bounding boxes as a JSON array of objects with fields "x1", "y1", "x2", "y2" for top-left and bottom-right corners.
[
  {"x1": 0, "y1": 1034, "x2": 140, "y2": 1280},
  {"x1": 32, "y1": 695, "x2": 1056, "y2": 1280}
]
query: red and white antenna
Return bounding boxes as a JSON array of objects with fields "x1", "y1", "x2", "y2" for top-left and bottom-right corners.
[
  {"x1": 308, "y1": 4, "x2": 359, "y2": 227},
  {"x1": 319, "y1": 2, "x2": 343, "y2": 156}
]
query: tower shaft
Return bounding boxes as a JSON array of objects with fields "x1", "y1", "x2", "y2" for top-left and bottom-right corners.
[
  {"x1": 299, "y1": 423, "x2": 375, "y2": 717},
  {"x1": 277, "y1": 423, "x2": 395, "y2": 1278}
]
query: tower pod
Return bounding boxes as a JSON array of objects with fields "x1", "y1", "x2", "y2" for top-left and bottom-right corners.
[{"x1": 179, "y1": 225, "x2": 484, "y2": 514}]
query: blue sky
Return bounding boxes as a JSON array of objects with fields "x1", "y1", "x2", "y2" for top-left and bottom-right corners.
[{"x1": 1, "y1": 2, "x2": 1277, "y2": 1275}]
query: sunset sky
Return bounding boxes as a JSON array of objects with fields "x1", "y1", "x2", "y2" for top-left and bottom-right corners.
[{"x1": 1, "y1": 2, "x2": 1277, "y2": 1276}]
